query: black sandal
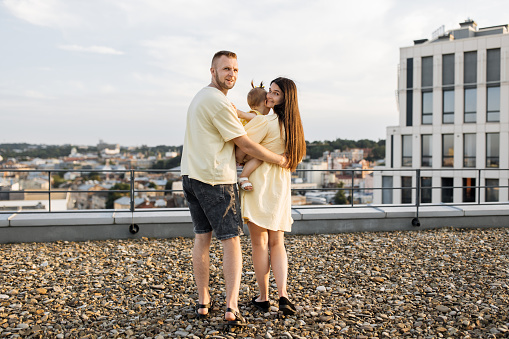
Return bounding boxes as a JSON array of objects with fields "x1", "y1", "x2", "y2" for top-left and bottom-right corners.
[
  {"x1": 279, "y1": 297, "x2": 296, "y2": 315},
  {"x1": 195, "y1": 300, "x2": 214, "y2": 319},
  {"x1": 251, "y1": 296, "x2": 270, "y2": 312},
  {"x1": 224, "y1": 307, "x2": 247, "y2": 326}
]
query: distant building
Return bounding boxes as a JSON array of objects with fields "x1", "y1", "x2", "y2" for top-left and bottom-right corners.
[{"x1": 374, "y1": 20, "x2": 508, "y2": 204}]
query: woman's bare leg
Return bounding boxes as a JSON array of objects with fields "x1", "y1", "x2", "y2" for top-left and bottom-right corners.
[
  {"x1": 248, "y1": 222, "x2": 270, "y2": 301},
  {"x1": 268, "y1": 230, "x2": 289, "y2": 298}
]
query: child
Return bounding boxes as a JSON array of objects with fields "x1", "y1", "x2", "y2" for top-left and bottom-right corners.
[{"x1": 236, "y1": 81, "x2": 270, "y2": 191}]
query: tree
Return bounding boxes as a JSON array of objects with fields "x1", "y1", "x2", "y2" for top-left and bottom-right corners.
[
  {"x1": 106, "y1": 183, "x2": 131, "y2": 209},
  {"x1": 334, "y1": 182, "x2": 348, "y2": 205}
]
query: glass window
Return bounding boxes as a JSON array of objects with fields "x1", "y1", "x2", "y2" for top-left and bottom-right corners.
[
  {"x1": 422, "y1": 56, "x2": 433, "y2": 88},
  {"x1": 382, "y1": 176, "x2": 393, "y2": 204},
  {"x1": 421, "y1": 135, "x2": 432, "y2": 167},
  {"x1": 441, "y1": 177, "x2": 453, "y2": 203},
  {"x1": 464, "y1": 51, "x2": 477, "y2": 84},
  {"x1": 422, "y1": 92, "x2": 433, "y2": 125},
  {"x1": 443, "y1": 90, "x2": 454, "y2": 124},
  {"x1": 402, "y1": 135, "x2": 412, "y2": 167},
  {"x1": 463, "y1": 134, "x2": 476, "y2": 168},
  {"x1": 442, "y1": 134, "x2": 454, "y2": 167},
  {"x1": 464, "y1": 88, "x2": 476, "y2": 123},
  {"x1": 486, "y1": 133, "x2": 500, "y2": 168},
  {"x1": 401, "y1": 176, "x2": 412, "y2": 204},
  {"x1": 487, "y1": 86, "x2": 500, "y2": 122},
  {"x1": 421, "y1": 177, "x2": 432, "y2": 203},
  {"x1": 442, "y1": 54, "x2": 455, "y2": 86},
  {"x1": 487, "y1": 49, "x2": 501, "y2": 83},
  {"x1": 463, "y1": 178, "x2": 476, "y2": 202},
  {"x1": 485, "y1": 179, "x2": 499, "y2": 202}
]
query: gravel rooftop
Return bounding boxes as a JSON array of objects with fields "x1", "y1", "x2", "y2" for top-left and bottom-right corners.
[{"x1": 1, "y1": 227, "x2": 508, "y2": 338}]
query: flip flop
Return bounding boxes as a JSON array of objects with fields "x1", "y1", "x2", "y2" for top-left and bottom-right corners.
[
  {"x1": 224, "y1": 307, "x2": 247, "y2": 326},
  {"x1": 195, "y1": 300, "x2": 214, "y2": 319}
]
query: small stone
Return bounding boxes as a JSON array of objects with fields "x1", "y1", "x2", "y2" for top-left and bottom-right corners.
[
  {"x1": 174, "y1": 330, "x2": 189, "y2": 337},
  {"x1": 316, "y1": 286, "x2": 326, "y2": 292},
  {"x1": 436, "y1": 305, "x2": 451, "y2": 313},
  {"x1": 36, "y1": 288, "x2": 48, "y2": 295},
  {"x1": 0, "y1": 294, "x2": 9, "y2": 299}
]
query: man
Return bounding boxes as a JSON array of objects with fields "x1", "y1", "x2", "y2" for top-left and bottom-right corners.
[{"x1": 181, "y1": 50, "x2": 287, "y2": 326}]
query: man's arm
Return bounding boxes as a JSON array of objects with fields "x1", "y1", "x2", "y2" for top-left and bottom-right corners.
[{"x1": 233, "y1": 135, "x2": 288, "y2": 168}]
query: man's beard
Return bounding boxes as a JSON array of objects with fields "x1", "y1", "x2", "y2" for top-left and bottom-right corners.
[{"x1": 215, "y1": 73, "x2": 235, "y2": 91}]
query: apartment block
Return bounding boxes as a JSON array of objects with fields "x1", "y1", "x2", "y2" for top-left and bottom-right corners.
[{"x1": 374, "y1": 20, "x2": 509, "y2": 205}]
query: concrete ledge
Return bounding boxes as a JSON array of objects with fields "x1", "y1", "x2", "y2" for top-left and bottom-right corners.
[
  {"x1": 0, "y1": 214, "x2": 11, "y2": 227},
  {"x1": 113, "y1": 211, "x2": 192, "y2": 224},
  {"x1": 9, "y1": 212, "x2": 115, "y2": 227},
  {"x1": 2, "y1": 205, "x2": 509, "y2": 243},
  {"x1": 294, "y1": 207, "x2": 385, "y2": 220},
  {"x1": 459, "y1": 204, "x2": 509, "y2": 216},
  {"x1": 376, "y1": 205, "x2": 464, "y2": 218}
]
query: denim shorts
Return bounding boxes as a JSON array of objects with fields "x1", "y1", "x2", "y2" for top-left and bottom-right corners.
[{"x1": 182, "y1": 176, "x2": 243, "y2": 240}]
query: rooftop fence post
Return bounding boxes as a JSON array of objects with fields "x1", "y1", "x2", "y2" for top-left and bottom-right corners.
[
  {"x1": 48, "y1": 170, "x2": 51, "y2": 212},
  {"x1": 478, "y1": 169, "x2": 481, "y2": 204},
  {"x1": 412, "y1": 169, "x2": 421, "y2": 227}
]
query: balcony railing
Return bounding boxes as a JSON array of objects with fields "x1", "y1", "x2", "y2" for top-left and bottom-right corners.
[{"x1": 1, "y1": 168, "x2": 508, "y2": 218}]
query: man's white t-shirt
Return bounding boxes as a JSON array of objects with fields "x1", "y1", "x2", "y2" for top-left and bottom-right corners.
[{"x1": 181, "y1": 87, "x2": 247, "y2": 185}]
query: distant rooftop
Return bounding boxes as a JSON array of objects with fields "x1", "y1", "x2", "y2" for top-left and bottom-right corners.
[{"x1": 414, "y1": 19, "x2": 508, "y2": 45}]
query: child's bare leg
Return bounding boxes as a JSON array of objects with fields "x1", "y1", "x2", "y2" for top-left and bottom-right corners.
[{"x1": 238, "y1": 158, "x2": 262, "y2": 191}]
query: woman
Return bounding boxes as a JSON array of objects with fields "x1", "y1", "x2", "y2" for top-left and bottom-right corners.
[{"x1": 236, "y1": 77, "x2": 306, "y2": 315}]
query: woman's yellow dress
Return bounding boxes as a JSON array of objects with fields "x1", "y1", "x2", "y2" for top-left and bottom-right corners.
[{"x1": 240, "y1": 114, "x2": 293, "y2": 232}]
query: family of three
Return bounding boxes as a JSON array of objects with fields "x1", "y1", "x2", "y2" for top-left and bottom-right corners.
[{"x1": 180, "y1": 50, "x2": 306, "y2": 326}]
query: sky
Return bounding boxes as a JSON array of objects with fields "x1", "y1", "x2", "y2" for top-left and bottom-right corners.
[{"x1": 1, "y1": 0, "x2": 508, "y2": 147}]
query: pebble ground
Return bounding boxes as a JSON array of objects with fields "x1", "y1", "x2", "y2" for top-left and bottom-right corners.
[{"x1": 1, "y1": 227, "x2": 508, "y2": 338}]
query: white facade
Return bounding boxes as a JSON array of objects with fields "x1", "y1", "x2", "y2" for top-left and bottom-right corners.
[{"x1": 374, "y1": 20, "x2": 509, "y2": 205}]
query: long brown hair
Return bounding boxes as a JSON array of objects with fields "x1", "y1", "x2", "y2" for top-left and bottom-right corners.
[{"x1": 271, "y1": 77, "x2": 306, "y2": 172}]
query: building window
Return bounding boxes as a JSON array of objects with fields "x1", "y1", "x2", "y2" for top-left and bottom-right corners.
[
  {"x1": 464, "y1": 51, "x2": 477, "y2": 84},
  {"x1": 485, "y1": 179, "x2": 499, "y2": 202},
  {"x1": 487, "y1": 86, "x2": 500, "y2": 122},
  {"x1": 463, "y1": 134, "x2": 476, "y2": 168},
  {"x1": 421, "y1": 134, "x2": 432, "y2": 167},
  {"x1": 441, "y1": 177, "x2": 453, "y2": 203},
  {"x1": 487, "y1": 48, "x2": 500, "y2": 83},
  {"x1": 402, "y1": 135, "x2": 412, "y2": 167},
  {"x1": 442, "y1": 134, "x2": 454, "y2": 167},
  {"x1": 442, "y1": 90, "x2": 454, "y2": 124},
  {"x1": 464, "y1": 88, "x2": 476, "y2": 123},
  {"x1": 422, "y1": 91, "x2": 433, "y2": 124},
  {"x1": 486, "y1": 133, "x2": 500, "y2": 168},
  {"x1": 420, "y1": 177, "x2": 432, "y2": 203},
  {"x1": 382, "y1": 176, "x2": 393, "y2": 204},
  {"x1": 401, "y1": 176, "x2": 412, "y2": 204},
  {"x1": 390, "y1": 135, "x2": 394, "y2": 168},
  {"x1": 406, "y1": 58, "x2": 414, "y2": 127},
  {"x1": 442, "y1": 54, "x2": 455, "y2": 86},
  {"x1": 421, "y1": 56, "x2": 433, "y2": 87},
  {"x1": 463, "y1": 178, "x2": 476, "y2": 202}
]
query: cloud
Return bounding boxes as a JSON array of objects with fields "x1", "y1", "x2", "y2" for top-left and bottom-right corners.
[
  {"x1": 24, "y1": 90, "x2": 53, "y2": 99},
  {"x1": 58, "y1": 44, "x2": 124, "y2": 55}
]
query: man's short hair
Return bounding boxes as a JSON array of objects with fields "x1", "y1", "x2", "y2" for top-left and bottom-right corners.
[
  {"x1": 247, "y1": 81, "x2": 267, "y2": 109},
  {"x1": 211, "y1": 50, "x2": 237, "y2": 67}
]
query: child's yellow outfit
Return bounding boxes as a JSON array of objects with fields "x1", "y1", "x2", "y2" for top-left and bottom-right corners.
[{"x1": 240, "y1": 109, "x2": 263, "y2": 126}]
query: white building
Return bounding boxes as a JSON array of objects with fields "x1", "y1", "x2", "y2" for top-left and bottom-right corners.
[{"x1": 374, "y1": 20, "x2": 509, "y2": 205}]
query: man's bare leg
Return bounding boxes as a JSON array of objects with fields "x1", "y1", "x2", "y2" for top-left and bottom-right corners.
[
  {"x1": 193, "y1": 232, "x2": 212, "y2": 316},
  {"x1": 222, "y1": 236, "x2": 242, "y2": 321}
]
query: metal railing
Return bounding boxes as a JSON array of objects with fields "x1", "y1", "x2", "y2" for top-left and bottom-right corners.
[{"x1": 1, "y1": 167, "x2": 508, "y2": 219}]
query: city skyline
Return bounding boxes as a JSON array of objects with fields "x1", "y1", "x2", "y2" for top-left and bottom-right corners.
[{"x1": 1, "y1": 0, "x2": 508, "y2": 146}]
